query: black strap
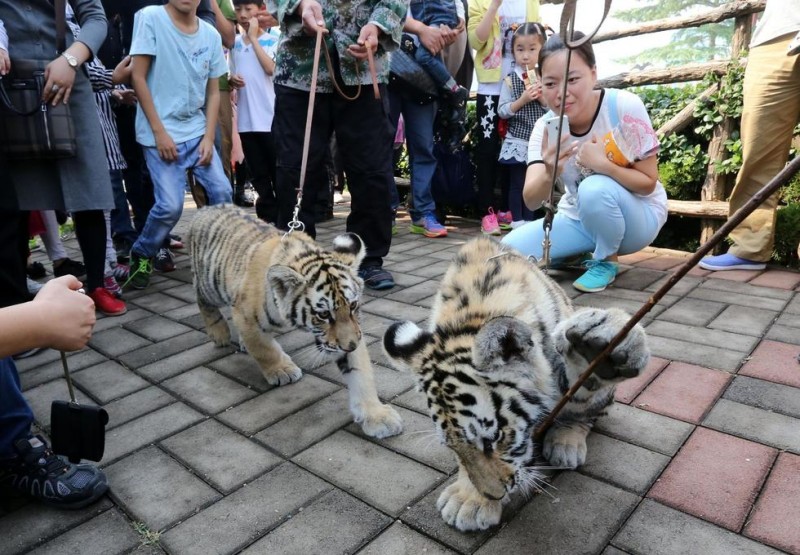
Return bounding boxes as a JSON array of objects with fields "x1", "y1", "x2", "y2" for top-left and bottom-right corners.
[{"x1": 56, "y1": 0, "x2": 67, "y2": 54}]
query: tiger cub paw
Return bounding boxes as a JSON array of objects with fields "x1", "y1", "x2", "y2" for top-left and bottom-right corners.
[
  {"x1": 206, "y1": 322, "x2": 231, "y2": 347},
  {"x1": 355, "y1": 403, "x2": 403, "y2": 438},
  {"x1": 262, "y1": 363, "x2": 303, "y2": 386},
  {"x1": 437, "y1": 480, "x2": 502, "y2": 531},
  {"x1": 543, "y1": 424, "x2": 588, "y2": 469}
]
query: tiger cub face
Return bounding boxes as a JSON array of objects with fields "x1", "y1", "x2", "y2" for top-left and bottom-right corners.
[
  {"x1": 384, "y1": 316, "x2": 553, "y2": 501},
  {"x1": 268, "y1": 233, "x2": 366, "y2": 356}
]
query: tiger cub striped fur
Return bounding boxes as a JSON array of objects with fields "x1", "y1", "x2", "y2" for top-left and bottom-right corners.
[
  {"x1": 190, "y1": 205, "x2": 402, "y2": 438},
  {"x1": 383, "y1": 237, "x2": 649, "y2": 530}
]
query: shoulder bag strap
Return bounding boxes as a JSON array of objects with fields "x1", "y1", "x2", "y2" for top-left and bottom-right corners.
[{"x1": 56, "y1": 0, "x2": 67, "y2": 54}]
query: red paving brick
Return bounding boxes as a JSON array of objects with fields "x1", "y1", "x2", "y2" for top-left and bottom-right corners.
[
  {"x1": 705, "y1": 269, "x2": 763, "y2": 282},
  {"x1": 648, "y1": 427, "x2": 777, "y2": 532},
  {"x1": 748, "y1": 270, "x2": 800, "y2": 290},
  {"x1": 744, "y1": 452, "x2": 800, "y2": 555},
  {"x1": 633, "y1": 361, "x2": 731, "y2": 423},
  {"x1": 615, "y1": 356, "x2": 669, "y2": 404},
  {"x1": 619, "y1": 251, "x2": 658, "y2": 265},
  {"x1": 636, "y1": 256, "x2": 686, "y2": 271},
  {"x1": 687, "y1": 266, "x2": 712, "y2": 277},
  {"x1": 739, "y1": 340, "x2": 800, "y2": 388}
]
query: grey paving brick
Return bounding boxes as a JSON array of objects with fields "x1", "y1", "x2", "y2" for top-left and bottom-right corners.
[
  {"x1": 161, "y1": 367, "x2": 257, "y2": 413},
  {"x1": 160, "y1": 463, "x2": 331, "y2": 555},
  {"x1": 219, "y1": 375, "x2": 340, "y2": 434},
  {"x1": 595, "y1": 403, "x2": 694, "y2": 456},
  {"x1": 129, "y1": 291, "x2": 188, "y2": 313},
  {"x1": 724, "y1": 376, "x2": 800, "y2": 419},
  {"x1": 361, "y1": 298, "x2": 431, "y2": 324},
  {"x1": 348, "y1": 406, "x2": 457, "y2": 474},
  {"x1": 645, "y1": 320, "x2": 757, "y2": 353},
  {"x1": 385, "y1": 255, "x2": 443, "y2": 275},
  {"x1": 161, "y1": 302, "x2": 201, "y2": 323},
  {"x1": 20, "y1": 349, "x2": 108, "y2": 390},
  {"x1": 645, "y1": 274, "x2": 703, "y2": 297},
  {"x1": 293, "y1": 430, "x2": 446, "y2": 516},
  {"x1": 699, "y1": 278, "x2": 793, "y2": 301},
  {"x1": 657, "y1": 298, "x2": 726, "y2": 327},
  {"x1": 88, "y1": 327, "x2": 152, "y2": 357},
  {"x1": 0, "y1": 499, "x2": 113, "y2": 555},
  {"x1": 91, "y1": 307, "x2": 150, "y2": 333},
  {"x1": 137, "y1": 343, "x2": 235, "y2": 382},
  {"x1": 242, "y1": 489, "x2": 391, "y2": 555},
  {"x1": 785, "y1": 293, "x2": 800, "y2": 315},
  {"x1": 161, "y1": 419, "x2": 282, "y2": 493},
  {"x1": 703, "y1": 398, "x2": 800, "y2": 454},
  {"x1": 357, "y1": 311, "x2": 399, "y2": 340},
  {"x1": 582, "y1": 432, "x2": 669, "y2": 495},
  {"x1": 688, "y1": 287, "x2": 789, "y2": 312},
  {"x1": 407, "y1": 259, "x2": 453, "y2": 279},
  {"x1": 13, "y1": 347, "x2": 60, "y2": 372},
  {"x1": 602, "y1": 547, "x2": 632, "y2": 555},
  {"x1": 208, "y1": 352, "x2": 275, "y2": 392},
  {"x1": 393, "y1": 387, "x2": 428, "y2": 414},
  {"x1": 611, "y1": 267, "x2": 665, "y2": 290},
  {"x1": 775, "y1": 311, "x2": 800, "y2": 329},
  {"x1": 22, "y1": 378, "x2": 93, "y2": 427},
  {"x1": 162, "y1": 282, "x2": 196, "y2": 303},
  {"x1": 124, "y1": 315, "x2": 195, "y2": 342},
  {"x1": 647, "y1": 335, "x2": 745, "y2": 372},
  {"x1": 118, "y1": 330, "x2": 208, "y2": 369},
  {"x1": 72, "y1": 360, "x2": 151, "y2": 404},
  {"x1": 574, "y1": 293, "x2": 666, "y2": 319},
  {"x1": 613, "y1": 499, "x2": 782, "y2": 555},
  {"x1": 311, "y1": 361, "x2": 415, "y2": 401},
  {"x1": 27, "y1": 508, "x2": 140, "y2": 555},
  {"x1": 273, "y1": 328, "x2": 319, "y2": 356},
  {"x1": 255, "y1": 389, "x2": 353, "y2": 456},
  {"x1": 104, "y1": 446, "x2": 220, "y2": 532},
  {"x1": 359, "y1": 521, "x2": 456, "y2": 555},
  {"x1": 103, "y1": 386, "x2": 176, "y2": 430},
  {"x1": 102, "y1": 402, "x2": 204, "y2": 464},
  {"x1": 708, "y1": 305, "x2": 779, "y2": 337},
  {"x1": 765, "y1": 324, "x2": 800, "y2": 346},
  {"x1": 475, "y1": 472, "x2": 639, "y2": 555}
]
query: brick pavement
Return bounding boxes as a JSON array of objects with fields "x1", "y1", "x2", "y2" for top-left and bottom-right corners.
[{"x1": 2, "y1": 199, "x2": 799, "y2": 555}]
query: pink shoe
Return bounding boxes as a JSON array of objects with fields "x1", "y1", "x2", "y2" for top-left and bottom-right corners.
[
  {"x1": 496, "y1": 211, "x2": 513, "y2": 231},
  {"x1": 481, "y1": 208, "x2": 501, "y2": 236},
  {"x1": 103, "y1": 275, "x2": 123, "y2": 299}
]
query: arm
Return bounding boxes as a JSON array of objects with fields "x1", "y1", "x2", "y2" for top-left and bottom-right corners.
[
  {"x1": 404, "y1": 13, "x2": 445, "y2": 55},
  {"x1": 469, "y1": 0, "x2": 500, "y2": 48},
  {"x1": 196, "y1": 0, "x2": 218, "y2": 27},
  {"x1": 211, "y1": 0, "x2": 236, "y2": 49},
  {"x1": 522, "y1": 122, "x2": 578, "y2": 210},
  {"x1": 198, "y1": 78, "x2": 220, "y2": 165},
  {"x1": 498, "y1": 78, "x2": 515, "y2": 119},
  {"x1": 247, "y1": 23, "x2": 276, "y2": 75},
  {"x1": 130, "y1": 54, "x2": 177, "y2": 161},
  {"x1": 0, "y1": 19, "x2": 9, "y2": 76},
  {"x1": 577, "y1": 140, "x2": 659, "y2": 195},
  {"x1": 0, "y1": 276, "x2": 95, "y2": 357}
]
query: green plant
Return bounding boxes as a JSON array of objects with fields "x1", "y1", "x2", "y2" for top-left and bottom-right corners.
[
  {"x1": 132, "y1": 521, "x2": 161, "y2": 547},
  {"x1": 773, "y1": 203, "x2": 800, "y2": 268}
]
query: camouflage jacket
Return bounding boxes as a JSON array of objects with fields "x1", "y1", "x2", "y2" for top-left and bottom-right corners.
[{"x1": 267, "y1": 0, "x2": 408, "y2": 92}]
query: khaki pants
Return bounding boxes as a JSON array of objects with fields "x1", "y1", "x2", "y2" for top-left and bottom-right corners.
[
  {"x1": 218, "y1": 90, "x2": 234, "y2": 182},
  {"x1": 728, "y1": 34, "x2": 800, "y2": 262}
]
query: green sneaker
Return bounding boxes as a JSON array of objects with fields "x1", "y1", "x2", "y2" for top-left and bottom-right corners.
[
  {"x1": 125, "y1": 254, "x2": 153, "y2": 290},
  {"x1": 573, "y1": 260, "x2": 618, "y2": 293}
]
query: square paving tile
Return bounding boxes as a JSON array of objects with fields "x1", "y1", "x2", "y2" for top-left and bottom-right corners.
[
  {"x1": 21, "y1": 378, "x2": 94, "y2": 427},
  {"x1": 743, "y1": 452, "x2": 800, "y2": 554},
  {"x1": 393, "y1": 387, "x2": 428, "y2": 414},
  {"x1": 361, "y1": 298, "x2": 431, "y2": 324},
  {"x1": 160, "y1": 463, "x2": 331, "y2": 555},
  {"x1": 635, "y1": 255, "x2": 686, "y2": 271},
  {"x1": 161, "y1": 366, "x2": 257, "y2": 413},
  {"x1": 645, "y1": 321, "x2": 758, "y2": 354},
  {"x1": 647, "y1": 427, "x2": 777, "y2": 531},
  {"x1": 26, "y1": 509, "x2": 140, "y2": 555},
  {"x1": 739, "y1": 340, "x2": 800, "y2": 388},
  {"x1": 581, "y1": 432, "x2": 669, "y2": 494},
  {"x1": 310, "y1": 361, "x2": 415, "y2": 401},
  {"x1": 161, "y1": 419, "x2": 282, "y2": 492},
  {"x1": 595, "y1": 403, "x2": 694, "y2": 457},
  {"x1": 614, "y1": 356, "x2": 669, "y2": 404},
  {"x1": 208, "y1": 352, "x2": 274, "y2": 392},
  {"x1": 646, "y1": 335, "x2": 744, "y2": 372},
  {"x1": 124, "y1": 315, "x2": 195, "y2": 342},
  {"x1": 703, "y1": 398, "x2": 800, "y2": 453},
  {"x1": 656, "y1": 298, "x2": 726, "y2": 327},
  {"x1": 633, "y1": 362, "x2": 731, "y2": 423},
  {"x1": 20, "y1": 349, "x2": 108, "y2": 390},
  {"x1": 293, "y1": 430, "x2": 445, "y2": 516},
  {"x1": 707, "y1": 304, "x2": 779, "y2": 337},
  {"x1": 706, "y1": 269, "x2": 762, "y2": 283},
  {"x1": 103, "y1": 386, "x2": 176, "y2": 430},
  {"x1": 129, "y1": 291, "x2": 187, "y2": 313},
  {"x1": 72, "y1": 360, "x2": 151, "y2": 404},
  {"x1": 137, "y1": 343, "x2": 235, "y2": 382},
  {"x1": 359, "y1": 521, "x2": 457, "y2": 555},
  {"x1": 748, "y1": 270, "x2": 800, "y2": 290},
  {"x1": 118, "y1": 330, "x2": 208, "y2": 369},
  {"x1": 724, "y1": 375, "x2": 800, "y2": 419},
  {"x1": 241, "y1": 490, "x2": 391, "y2": 554},
  {"x1": 104, "y1": 446, "x2": 221, "y2": 532},
  {"x1": 88, "y1": 327, "x2": 152, "y2": 357}
]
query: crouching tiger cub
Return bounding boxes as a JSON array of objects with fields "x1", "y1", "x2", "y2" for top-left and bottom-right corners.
[
  {"x1": 383, "y1": 237, "x2": 649, "y2": 531},
  {"x1": 190, "y1": 205, "x2": 402, "y2": 438}
]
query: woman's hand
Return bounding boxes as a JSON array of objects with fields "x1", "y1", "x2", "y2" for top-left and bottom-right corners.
[
  {"x1": 575, "y1": 135, "x2": 611, "y2": 175},
  {"x1": 0, "y1": 48, "x2": 10, "y2": 76},
  {"x1": 33, "y1": 276, "x2": 95, "y2": 352},
  {"x1": 541, "y1": 131, "x2": 578, "y2": 178},
  {"x1": 418, "y1": 24, "x2": 446, "y2": 55},
  {"x1": 111, "y1": 88, "x2": 137, "y2": 106},
  {"x1": 43, "y1": 56, "x2": 77, "y2": 106},
  {"x1": 112, "y1": 56, "x2": 133, "y2": 85}
]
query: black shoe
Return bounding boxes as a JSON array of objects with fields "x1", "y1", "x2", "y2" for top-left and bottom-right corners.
[
  {"x1": 0, "y1": 436, "x2": 107, "y2": 509},
  {"x1": 53, "y1": 258, "x2": 87, "y2": 278},
  {"x1": 358, "y1": 265, "x2": 395, "y2": 290},
  {"x1": 26, "y1": 261, "x2": 47, "y2": 279},
  {"x1": 154, "y1": 247, "x2": 176, "y2": 272},
  {"x1": 233, "y1": 193, "x2": 254, "y2": 208}
]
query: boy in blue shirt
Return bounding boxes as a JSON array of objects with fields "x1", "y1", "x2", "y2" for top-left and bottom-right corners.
[{"x1": 127, "y1": 0, "x2": 232, "y2": 290}]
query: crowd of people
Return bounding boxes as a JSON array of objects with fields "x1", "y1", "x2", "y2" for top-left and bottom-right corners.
[{"x1": 0, "y1": 0, "x2": 797, "y2": 511}]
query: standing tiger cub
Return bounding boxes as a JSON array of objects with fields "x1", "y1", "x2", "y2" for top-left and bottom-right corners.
[
  {"x1": 190, "y1": 205, "x2": 403, "y2": 438},
  {"x1": 383, "y1": 237, "x2": 649, "y2": 530}
]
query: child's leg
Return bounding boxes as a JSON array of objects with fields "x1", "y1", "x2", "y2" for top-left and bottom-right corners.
[
  {"x1": 413, "y1": 43, "x2": 456, "y2": 89},
  {"x1": 191, "y1": 144, "x2": 233, "y2": 206},
  {"x1": 576, "y1": 174, "x2": 662, "y2": 260},
  {"x1": 39, "y1": 210, "x2": 68, "y2": 262}
]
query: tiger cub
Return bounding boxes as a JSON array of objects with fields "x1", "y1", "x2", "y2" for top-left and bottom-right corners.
[
  {"x1": 190, "y1": 205, "x2": 402, "y2": 439},
  {"x1": 383, "y1": 237, "x2": 649, "y2": 530}
]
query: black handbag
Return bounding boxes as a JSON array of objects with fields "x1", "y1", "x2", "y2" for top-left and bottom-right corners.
[
  {"x1": 388, "y1": 36, "x2": 439, "y2": 105},
  {"x1": 0, "y1": 0, "x2": 77, "y2": 159}
]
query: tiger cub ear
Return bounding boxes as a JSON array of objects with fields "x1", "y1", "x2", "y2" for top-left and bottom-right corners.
[
  {"x1": 267, "y1": 265, "x2": 306, "y2": 301},
  {"x1": 331, "y1": 233, "x2": 366, "y2": 268},
  {"x1": 473, "y1": 317, "x2": 535, "y2": 374},
  {"x1": 383, "y1": 320, "x2": 432, "y2": 373}
]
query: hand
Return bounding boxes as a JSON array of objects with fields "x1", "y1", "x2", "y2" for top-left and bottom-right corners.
[
  {"x1": 247, "y1": 16, "x2": 260, "y2": 41},
  {"x1": 0, "y1": 48, "x2": 10, "y2": 76},
  {"x1": 34, "y1": 276, "x2": 95, "y2": 352},
  {"x1": 575, "y1": 135, "x2": 608, "y2": 174},
  {"x1": 490, "y1": 0, "x2": 503, "y2": 11},
  {"x1": 519, "y1": 82, "x2": 542, "y2": 105},
  {"x1": 440, "y1": 24, "x2": 458, "y2": 47},
  {"x1": 112, "y1": 55, "x2": 133, "y2": 85},
  {"x1": 155, "y1": 129, "x2": 178, "y2": 162},
  {"x1": 418, "y1": 24, "x2": 446, "y2": 56},
  {"x1": 111, "y1": 88, "x2": 137, "y2": 106},
  {"x1": 43, "y1": 56, "x2": 77, "y2": 106},
  {"x1": 298, "y1": 0, "x2": 327, "y2": 36},
  {"x1": 541, "y1": 132, "x2": 578, "y2": 178},
  {"x1": 198, "y1": 135, "x2": 214, "y2": 166},
  {"x1": 455, "y1": 18, "x2": 466, "y2": 34},
  {"x1": 229, "y1": 73, "x2": 245, "y2": 89},
  {"x1": 348, "y1": 23, "x2": 380, "y2": 60}
]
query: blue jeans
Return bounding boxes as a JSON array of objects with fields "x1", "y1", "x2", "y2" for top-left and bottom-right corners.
[
  {"x1": 502, "y1": 174, "x2": 663, "y2": 261},
  {"x1": 409, "y1": 0, "x2": 457, "y2": 88},
  {"x1": 0, "y1": 357, "x2": 33, "y2": 458},
  {"x1": 389, "y1": 90, "x2": 438, "y2": 222},
  {"x1": 109, "y1": 169, "x2": 138, "y2": 245},
  {"x1": 133, "y1": 136, "x2": 232, "y2": 258}
]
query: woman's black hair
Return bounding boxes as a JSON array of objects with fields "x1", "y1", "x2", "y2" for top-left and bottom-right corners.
[
  {"x1": 511, "y1": 22, "x2": 547, "y2": 50},
  {"x1": 537, "y1": 31, "x2": 596, "y2": 75}
]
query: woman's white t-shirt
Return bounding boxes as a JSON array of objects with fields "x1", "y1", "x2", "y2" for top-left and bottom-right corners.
[{"x1": 527, "y1": 88, "x2": 668, "y2": 225}]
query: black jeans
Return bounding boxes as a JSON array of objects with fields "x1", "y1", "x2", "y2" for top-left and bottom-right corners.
[
  {"x1": 239, "y1": 131, "x2": 278, "y2": 224},
  {"x1": 273, "y1": 83, "x2": 394, "y2": 268},
  {"x1": 474, "y1": 93, "x2": 509, "y2": 214}
]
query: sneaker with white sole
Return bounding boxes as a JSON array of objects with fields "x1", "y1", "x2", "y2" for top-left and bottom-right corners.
[
  {"x1": 698, "y1": 253, "x2": 766, "y2": 271},
  {"x1": 410, "y1": 214, "x2": 448, "y2": 238},
  {"x1": 496, "y1": 211, "x2": 513, "y2": 231},
  {"x1": 573, "y1": 260, "x2": 618, "y2": 293}
]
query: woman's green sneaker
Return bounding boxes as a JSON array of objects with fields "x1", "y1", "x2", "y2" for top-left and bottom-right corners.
[
  {"x1": 125, "y1": 255, "x2": 153, "y2": 290},
  {"x1": 573, "y1": 260, "x2": 618, "y2": 293}
]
